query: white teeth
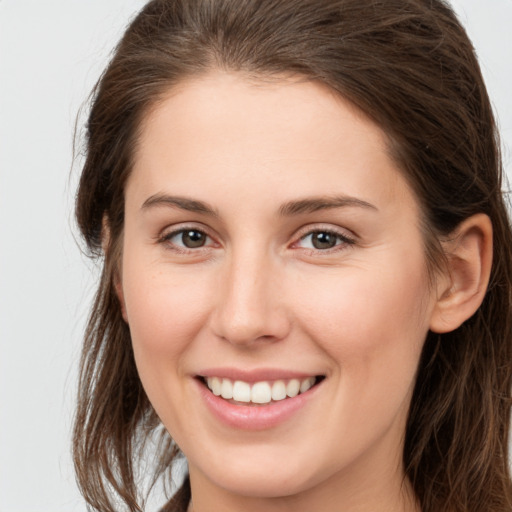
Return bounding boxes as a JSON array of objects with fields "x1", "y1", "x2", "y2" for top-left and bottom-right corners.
[
  {"x1": 271, "y1": 380, "x2": 287, "y2": 401},
  {"x1": 286, "y1": 379, "x2": 300, "y2": 398},
  {"x1": 211, "y1": 377, "x2": 222, "y2": 396},
  {"x1": 251, "y1": 382, "x2": 272, "y2": 404},
  {"x1": 205, "y1": 376, "x2": 319, "y2": 404},
  {"x1": 300, "y1": 377, "x2": 316, "y2": 393},
  {"x1": 232, "y1": 380, "x2": 251, "y2": 402},
  {"x1": 220, "y1": 378, "x2": 233, "y2": 399}
]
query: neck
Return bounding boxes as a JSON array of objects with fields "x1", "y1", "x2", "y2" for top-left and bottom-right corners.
[{"x1": 187, "y1": 483, "x2": 419, "y2": 512}]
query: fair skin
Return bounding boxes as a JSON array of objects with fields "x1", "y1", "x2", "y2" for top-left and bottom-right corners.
[{"x1": 116, "y1": 72, "x2": 492, "y2": 512}]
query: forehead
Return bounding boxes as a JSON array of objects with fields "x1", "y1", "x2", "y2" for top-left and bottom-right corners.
[{"x1": 128, "y1": 71, "x2": 415, "y2": 216}]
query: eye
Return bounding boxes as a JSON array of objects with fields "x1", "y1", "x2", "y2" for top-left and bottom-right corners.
[
  {"x1": 161, "y1": 228, "x2": 213, "y2": 249},
  {"x1": 296, "y1": 230, "x2": 355, "y2": 251}
]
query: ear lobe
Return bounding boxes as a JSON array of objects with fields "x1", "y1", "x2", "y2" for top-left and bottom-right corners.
[{"x1": 430, "y1": 213, "x2": 493, "y2": 333}]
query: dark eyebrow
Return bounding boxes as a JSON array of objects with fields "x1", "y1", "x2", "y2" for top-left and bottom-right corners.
[
  {"x1": 279, "y1": 195, "x2": 378, "y2": 216},
  {"x1": 141, "y1": 194, "x2": 219, "y2": 217}
]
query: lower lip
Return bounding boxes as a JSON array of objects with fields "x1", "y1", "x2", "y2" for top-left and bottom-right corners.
[{"x1": 195, "y1": 379, "x2": 322, "y2": 430}]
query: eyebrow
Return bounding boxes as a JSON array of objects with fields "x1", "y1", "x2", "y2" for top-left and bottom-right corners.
[
  {"x1": 141, "y1": 193, "x2": 377, "y2": 217},
  {"x1": 278, "y1": 196, "x2": 378, "y2": 216},
  {"x1": 141, "y1": 194, "x2": 219, "y2": 217}
]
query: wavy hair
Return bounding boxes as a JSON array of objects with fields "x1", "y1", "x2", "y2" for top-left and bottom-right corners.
[{"x1": 74, "y1": 1, "x2": 512, "y2": 510}]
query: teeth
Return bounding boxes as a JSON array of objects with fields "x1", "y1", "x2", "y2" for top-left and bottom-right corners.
[
  {"x1": 211, "y1": 377, "x2": 222, "y2": 396},
  {"x1": 232, "y1": 380, "x2": 251, "y2": 402},
  {"x1": 205, "y1": 376, "x2": 318, "y2": 404},
  {"x1": 300, "y1": 376, "x2": 316, "y2": 393},
  {"x1": 286, "y1": 379, "x2": 300, "y2": 398},
  {"x1": 251, "y1": 382, "x2": 272, "y2": 404},
  {"x1": 271, "y1": 380, "x2": 287, "y2": 401},
  {"x1": 221, "y1": 378, "x2": 233, "y2": 399}
]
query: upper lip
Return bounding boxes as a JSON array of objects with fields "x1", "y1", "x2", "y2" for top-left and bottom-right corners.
[{"x1": 197, "y1": 367, "x2": 323, "y2": 383}]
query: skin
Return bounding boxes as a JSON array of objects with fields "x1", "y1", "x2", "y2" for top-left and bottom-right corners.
[{"x1": 116, "y1": 71, "x2": 488, "y2": 512}]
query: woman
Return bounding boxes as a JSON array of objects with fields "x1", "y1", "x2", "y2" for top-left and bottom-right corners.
[{"x1": 73, "y1": 0, "x2": 512, "y2": 511}]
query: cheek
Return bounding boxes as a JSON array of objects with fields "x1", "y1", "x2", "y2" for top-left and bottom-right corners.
[
  {"x1": 291, "y1": 256, "x2": 431, "y2": 378},
  {"x1": 120, "y1": 259, "x2": 218, "y2": 437},
  {"x1": 285, "y1": 258, "x2": 432, "y2": 466},
  {"x1": 120, "y1": 254, "x2": 214, "y2": 383}
]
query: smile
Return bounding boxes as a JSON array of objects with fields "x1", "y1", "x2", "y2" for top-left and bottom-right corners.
[
  {"x1": 196, "y1": 373, "x2": 325, "y2": 430},
  {"x1": 202, "y1": 376, "x2": 323, "y2": 405}
]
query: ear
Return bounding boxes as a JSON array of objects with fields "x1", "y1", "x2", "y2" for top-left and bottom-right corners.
[
  {"x1": 102, "y1": 215, "x2": 128, "y2": 323},
  {"x1": 430, "y1": 213, "x2": 493, "y2": 333}
]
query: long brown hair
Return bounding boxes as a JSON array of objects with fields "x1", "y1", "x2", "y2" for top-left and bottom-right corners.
[{"x1": 74, "y1": 1, "x2": 512, "y2": 510}]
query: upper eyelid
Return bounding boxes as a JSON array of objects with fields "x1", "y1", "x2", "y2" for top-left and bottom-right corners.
[
  {"x1": 155, "y1": 225, "x2": 218, "y2": 250},
  {"x1": 295, "y1": 232, "x2": 354, "y2": 247},
  {"x1": 157, "y1": 226, "x2": 219, "y2": 253},
  {"x1": 292, "y1": 223, "x2": 357, "y2": 240},
  {"x1": 155, "y1": 222, "x2": 357, "y2": 246},
  {"x1": 159, "y1": 222, "x2": 214, "y2": 239},
  {"x1": 289, "y1": 224, "x2": 358, "y2": 253}
]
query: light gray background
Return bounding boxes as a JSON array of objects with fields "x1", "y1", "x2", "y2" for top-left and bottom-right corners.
[{"x1": 0, "y1": 1, "x2": 511, "y2": 511}]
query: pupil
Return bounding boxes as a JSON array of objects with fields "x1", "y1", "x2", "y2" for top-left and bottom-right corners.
[
  {"x1": 312, "y1": 232, "x2": 336, "y2": 249},
  {"x1": 183, "y1": 230, "x2": 206, "y2": 248}
]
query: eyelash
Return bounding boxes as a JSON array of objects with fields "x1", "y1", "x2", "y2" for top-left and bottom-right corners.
[
  {"x1": 156, "y1": 225, "x2": 356, "y2": 255},
  {"x1": 293, "y1": 228, "x2": 356, "y2": 253},
  {"x1": 157, "y1": 226, "x2": 216, "y2": 253}
]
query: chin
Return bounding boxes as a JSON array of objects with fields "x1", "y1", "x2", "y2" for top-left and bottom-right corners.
[
  {"x1": 189, "y1": 447, "x2": 332, "y2": 500},
  {"x1": 210, "y1": 469, "x2": 314, "y2": 499}
]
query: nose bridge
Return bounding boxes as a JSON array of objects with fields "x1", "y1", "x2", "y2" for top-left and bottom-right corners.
[{"x1": 212, "y1": 242, "x2": 288, "y2": 345}]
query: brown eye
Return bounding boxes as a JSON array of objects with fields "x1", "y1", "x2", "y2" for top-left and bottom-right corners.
[
  {"x1": 162, "y1": 228, "x2": 212, "y2": 249},
  {"x1": 311, "y1": 232, "x2": 338, "y2": 249},
  {"x1": 296, "y1": 229, "x2": 355, "y2": 252},
  {"x1": 181, "y1": 230, "x2": 207, "y2": 248}
]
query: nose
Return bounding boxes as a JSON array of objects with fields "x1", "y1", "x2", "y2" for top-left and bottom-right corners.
[{"x1": 210, "y1": 248, "x2": 291, "y2": 346}]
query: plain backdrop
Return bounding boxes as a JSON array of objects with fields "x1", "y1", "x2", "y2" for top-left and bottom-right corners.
[{"x1": 0, "y1": 1, "x2": 511, "y2": 511}]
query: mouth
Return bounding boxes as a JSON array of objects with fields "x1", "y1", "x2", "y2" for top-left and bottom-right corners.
[{"x1": 198, "y1": 375, "x2": 325, "y2": 406}]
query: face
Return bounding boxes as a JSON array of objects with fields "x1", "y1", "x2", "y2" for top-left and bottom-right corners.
[{"x1": 119, "y1": 72, "x2": 439, "y2": 505}]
